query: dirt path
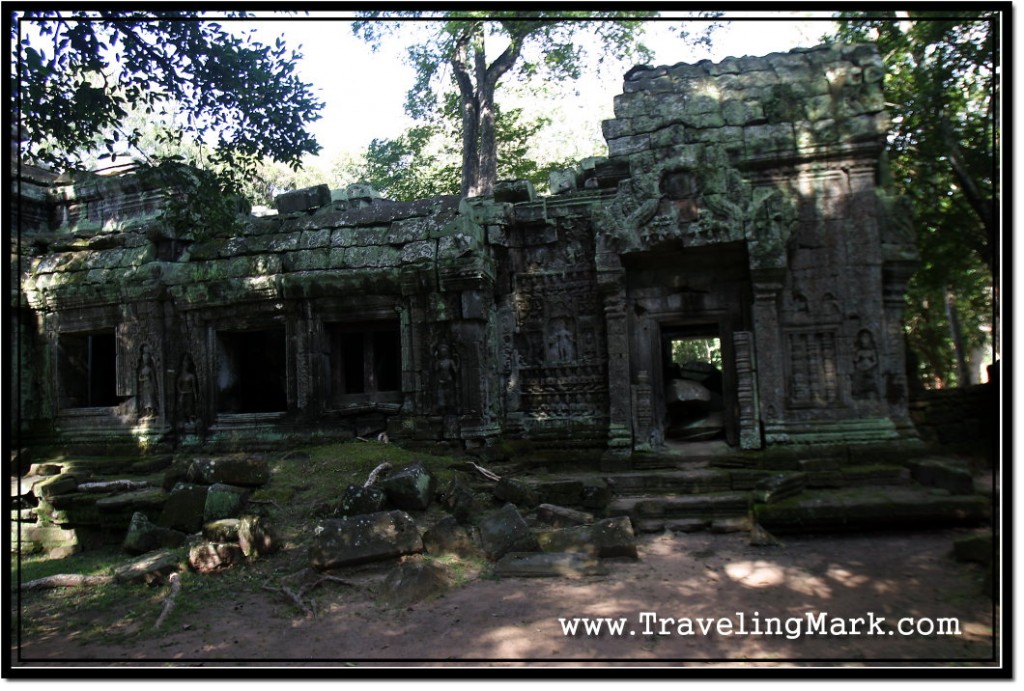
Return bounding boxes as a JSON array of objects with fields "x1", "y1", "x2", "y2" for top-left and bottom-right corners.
[{"x1": 11, "y1": 527, "x2": 997, "y2": 669}]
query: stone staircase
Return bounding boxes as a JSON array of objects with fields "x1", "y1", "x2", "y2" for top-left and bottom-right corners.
[{"x1": 515, "y1": 446, "x2": 993, "y2": 537}]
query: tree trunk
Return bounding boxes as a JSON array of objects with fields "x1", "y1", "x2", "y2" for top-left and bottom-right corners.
[
  {"x1": 945, "y1": 288, "x2": 971, "y2": 386},
  {"x1": 476, "y1": 83, "x2": 497, "y2": 197}
]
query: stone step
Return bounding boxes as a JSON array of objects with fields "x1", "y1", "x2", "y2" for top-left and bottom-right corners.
[
  {"x1": 753, "y1": 487, "x2": 991, "y2": 534},
  {"x1": 607, "y1": 491, "x2": 751, "y2": 521}
]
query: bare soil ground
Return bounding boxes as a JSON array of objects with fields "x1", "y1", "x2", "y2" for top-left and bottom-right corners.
[{"x1": 11, "y1": 526, "x2": 998, "y2": 670}]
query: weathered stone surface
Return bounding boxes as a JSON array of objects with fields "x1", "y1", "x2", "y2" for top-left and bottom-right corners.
[
  {"x1": 438, "y1": 476, "x2": 484, "y2": 525},
  {"x1": 113, "y1": 549, "x2": 182, "y2": 584},
  {"x1": 203, "y1": 518, "x2": 241, "y2": 543},
  {"x1": 32, "y1": 474, "x2": 79, "y2": 500},
  {"x1": 953, "y1": 532, "x2": 993, "y2": 565},
  {"x1": 493, "y1": 552, "x2": 608, "y2": 578},
  {"x1": 908, "y1": 459, "x2": 975, "y2": 496},
  {"x1": 237, "y1": 514, "x2": 279, "y2": 558},
  {"x1": 309, "y1": 510, "x2": 423, "y2": 570},
  {"x1": 158, "y1": 483, "x2": 209, "y2": 534},
  {"x1": 275, "y1": 184, "x2": 331, "y2": 214},
  {"x1": 188, "y1": 456, "x2": 270, "y2": 487},
  {"x1": 579, "y1": 478, "x2": 612, "y2": 510},
  {"x1": 749, "y1": 522, "x2": 783, "y2": 546},
  {"x1": 493, "y1": 179, "x2": 536, "y2": 204},
  {"x1": 14, "y1": 523, "x2": 81, "y2": 557},
  {"x1": 753, "y1": 473, "x2": 807, "y2": 504},
  {"x1": 189, "y1": 542, "x2": 245, "y2": 574},
  {"x1": 493, "y1": 476, "x2": 539, "y2": 509},
  {"x1": 203, "y1": 483, "x2": 249, "y2": 523},
  {"x1": 478, "y1": 503, "x2": 540, "y2": 561},
  {"x1": 381, "y1": 462, "x2": 436, "y2": 511},
  {"x1": 95, "y1": 487, "x2": 168, "y2": 513},
  {"x1": 538, "y1": 516, "x2": 638, "y2": 559},
  {"x1": 536, "y1": 504, "x2": 594, "y2": 528},
  {"x1": 123, "y1": 511, "x2": 187, "y2": 554},
  {"x1": 422, "y1": 515, "x2": 478, "y2": 558},
  {"x1": 378, "y1": 558, "x2": 450, "y2": 608}
]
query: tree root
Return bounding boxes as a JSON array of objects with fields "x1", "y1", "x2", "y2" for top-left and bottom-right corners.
[
  {"x1": 153, "y1": 572, "x2": 181, "y2": 629},
  {"x1": 19, "y1": 574, "x2": 115, "y2": 590},
  {"x1": 261, "y1": 569, "x2": 356, "y2": 618}
]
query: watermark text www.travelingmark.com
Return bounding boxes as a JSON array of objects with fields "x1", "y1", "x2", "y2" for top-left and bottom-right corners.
[{"x1": 558, "y1": 612, "x2": 961, "y2": 640}]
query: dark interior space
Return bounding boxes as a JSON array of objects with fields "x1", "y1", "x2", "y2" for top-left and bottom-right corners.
[
  {"x1": 58, "y1": 331, "x2": 119, "y2": 408},
  {"x1": 327, "y1": 321, "x2": 401, "y2": 405},
  {"x1": 216, "y1": 328, "x2": 287, "y2": 413}
]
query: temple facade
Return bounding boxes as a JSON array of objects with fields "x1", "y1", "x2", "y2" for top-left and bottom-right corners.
[{"x1": 12, "y1": 43, "x2": 920, "y2": 457}]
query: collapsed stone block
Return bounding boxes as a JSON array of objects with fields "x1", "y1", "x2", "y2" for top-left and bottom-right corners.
[
  {"x1": 189, "y1": 542, "x2": 245, "y2": 574},
  {"x1": 378, "y1": 557, "x2": 450, "y2": 608},
  {"x1": 493, "y1": 476, "x2": 539, "y2": 509},
  {"x1": 381, "y1": 461, "x2": 436, "y2": 511},
  {"x1": 537, "y1": 516, "x2": 638, "y2": 559},
  {"x1": 275, "y1": 184, "x2": 331, "y2": 214},
  {"x1": 203, "y1": 518, "x2": 240, "y2": 543},
  {"x1": 422, "y1": 515, "x2": 477, "y2": 558},
  {"x1": 478, "y1": 503, "x2": 540, "y2": 561},
  {"x1": 188, "y1": 456, "x2": 270, "y2": 487},
  {"x1": 158, "y1": 483, "x2": 209, "y2": 534},
  {"x1": 909, "y1": 459, "x2": 975, "y2": 496},
  {"x1": 123, "y1": 511, "x2": 186, "y2": 555},
  {"x1": 203, "y1": 483, "x2": 249, "y2": 523},
  {"x1": 309, "y1": 510, "x2": 423, "y2": 570},
  {"x1": 536, "y1": 504, "x2": 594, "y2": 528},
  {"x1": 238, "y1": 514, "x2": 279, "y2": 558}
]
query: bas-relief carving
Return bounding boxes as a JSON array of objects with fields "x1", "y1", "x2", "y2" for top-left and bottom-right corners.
[
  {"x1": 176, "y1": 354, "x2": 198, "y2": 428},
  {"x1": 851, "y1": 328, "x2": 880, "y2": 400},
  {"x1": 136, "y1": 344, "x2": 158, "y2": 418},
  {"x1": 432, "y1": 341, "x2": 460, "y2": 416}
]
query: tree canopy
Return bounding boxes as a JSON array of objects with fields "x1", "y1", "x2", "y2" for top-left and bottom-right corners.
[
  {"x1": 829, "y1": 11, "x2": 999, "y2": 387},
  {"x1": 353, "y1": 12, "x2": 717, "y2": 198},
  {"x1": 11, "y1": 11, "x2": 324, "y2": 232}
]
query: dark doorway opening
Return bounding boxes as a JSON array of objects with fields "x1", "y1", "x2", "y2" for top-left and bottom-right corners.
[
  {"x1": 661, "y1": 325, "x2": 725, "y2": 441},
  {"x1": 327, "y1": 321, "x2": 401, "y2": 406},
  {"x1": 216, "y1": 328, "x2": 287, "y2": 413},
  {"x1": 58, "y1": 331, "x2": 119, "y2": 408}
]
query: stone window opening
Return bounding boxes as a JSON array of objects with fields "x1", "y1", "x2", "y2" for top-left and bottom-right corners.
[
  {"x1": 327, "y1": 321, "x2": 401, "y2": 408},
  {"x1": 58, "y1": 331, "x2": 119, "y2": 408},
  {"x1": 215, "y1": 328, "x2": 287, "y2": 414}
]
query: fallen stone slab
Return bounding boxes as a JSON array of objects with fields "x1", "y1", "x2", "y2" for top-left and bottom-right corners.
[
  {"x1": 381, "y1": 461, "x2": 436, "y2": 511},
  {"x1": 203, "y1": 518, "x2": 241, "y2": 542},
  {"x1": 238, "y1": 514, "x2": 280, "y2": 558},
  {"x1": 580, "y1": 478, "x2": 612, "y2": 509},
  {"x1": 189, "y1": 542, "x2": 245, "y2": 574},
  {"x1": 13, "y1": 523, "x2": 80, "y2": 558},
  {"x1": 309, "y1": 510, "x2": 423, "y2": 570},
  {"x1": 478, "y1": 503, "x2": 540, "y2": 560},
  {"x1": 493, "y1": 552, "x2": 608, "y2": 578},
  {"x1": 31, "y1": 474, "x2": 80, "y2": 500},
  {"x1": 666, "y1": 518, "x2": 708, "y2": 533},
  {"x1": 908, "y1": 458, "x2": 975, "y2": 495},
  {"x1": 537, "y1": 516, "x2": 638, "y2": 559},
  {"x1": 536, "y1": 503, "x2": 594, "y2": 528},
  {"x1": 422, "y1": 515, "x2": 478, "y2": 558},
  {"x1": 113, "y1": 549, "x2": 182, "y2": 585},
  {"x1": 203, "y1": 483, "x2": 249, "y2": 523},
  {"x1": 188, "y1": 455, "x2": 270, "y2": 487},
  {"x1": 123, "y1": 511, "x2": 187, "y2": 555},
  {"x1": 493, "y1": 476, "x2": 539, "y2": 509},
  {"x1": 378, "y1": 558, "x2": 450, "y2": 608},
  {"x1": 158, "y1": 483, "x2": 209, "y2": 534},
  {"x1": 94, "y1": 487, "x2": 168, "y2": 513}
]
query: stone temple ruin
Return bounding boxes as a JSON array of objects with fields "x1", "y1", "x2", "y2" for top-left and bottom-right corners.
[{"x1": 13, "y1": 43, "x2": 922, "y2": 460}]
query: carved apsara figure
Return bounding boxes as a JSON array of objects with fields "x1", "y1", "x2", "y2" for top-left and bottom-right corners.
[
  {"x1": 851, "y1": 329, "x2": 880, "y2": 400},
  {"x1": 137, "y1": 345, "x2": 158, "y2": 418},
  {"x1": 433, "y1": 342, "x2": 459, "y2": 415}
]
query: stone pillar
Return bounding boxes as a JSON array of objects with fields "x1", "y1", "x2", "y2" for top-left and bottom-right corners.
[
  {"x1": 598, "y1": 268, "x2": 632, "y2": 453},
  {"x1": 734, "y1": 331, "x2": 762, "y2": 449},
  {"x1": 750, "y1": 271, "x2": 786, "y2": 443}
]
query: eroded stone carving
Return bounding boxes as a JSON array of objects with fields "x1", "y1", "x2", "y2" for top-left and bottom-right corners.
[
  {"x1": 136, "y1": 344, "x2": 158, "y2": 418},
  {"x1": 851, "y1": 329, "x2": 880, "y2": 400}
]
